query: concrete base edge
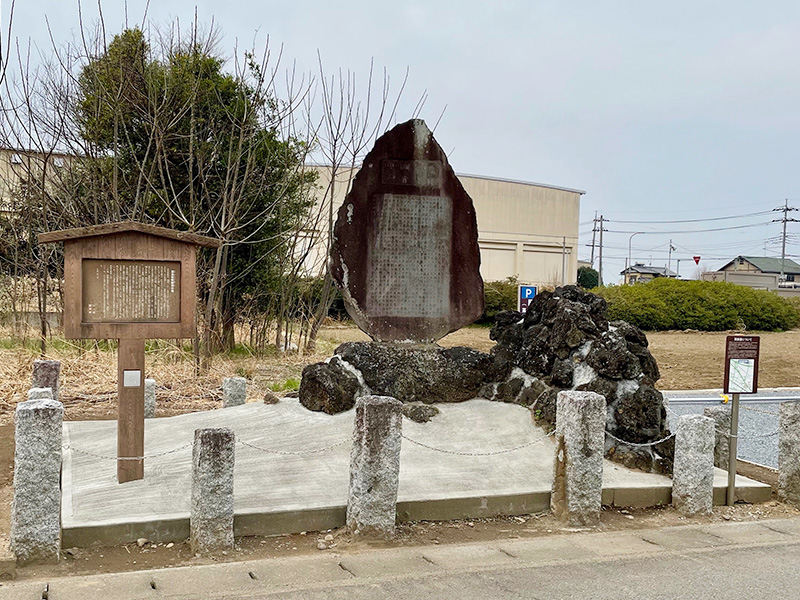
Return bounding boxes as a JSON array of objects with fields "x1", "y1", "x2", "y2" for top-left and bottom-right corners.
[{"x1": 61, "y1": 480, "x2": 771, "y2": 548}]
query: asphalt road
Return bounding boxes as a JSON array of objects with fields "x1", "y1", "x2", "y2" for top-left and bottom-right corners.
[
  {"x1": 664, "y1": 387, "x2": 800, "y2": 468},
  {"x1": 8, "y1": 519, "x2": 799, "y2": 600},
  {"x1": 266, "y1": 543, "x2": 800, "y2": 600}
]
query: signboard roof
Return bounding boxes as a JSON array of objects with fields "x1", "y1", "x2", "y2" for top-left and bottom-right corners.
[{"x1": 37, "y1": 221, "x2": 221, "y2": 248}]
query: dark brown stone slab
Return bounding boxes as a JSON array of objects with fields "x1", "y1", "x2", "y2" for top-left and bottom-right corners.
[{"x1": 330, "y1": 119, "x2": 483, "y2": 342}]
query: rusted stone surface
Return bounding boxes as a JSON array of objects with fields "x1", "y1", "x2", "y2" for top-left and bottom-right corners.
[{"x1": 330, "y1": 119, "x2": 483, "y2": 343}]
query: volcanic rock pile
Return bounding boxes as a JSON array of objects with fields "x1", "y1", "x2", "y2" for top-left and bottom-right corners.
[{"x1": 299, "y1": 285, "x2": 672, "y2": 471}]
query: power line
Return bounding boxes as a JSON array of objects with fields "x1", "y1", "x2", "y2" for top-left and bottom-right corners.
[
  {"x1": 606, "y1": 209, "x2": 773, "y2": 225},
  {"x1": 606, "y1": 221, "x2": 773, "y2": 235}
]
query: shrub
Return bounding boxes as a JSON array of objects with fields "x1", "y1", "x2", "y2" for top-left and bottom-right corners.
[
  {"x1": 577, "y1": 266, "x2": 599, "y2": 289},
  {"x1": 482, "y1": 277, "x2": 520, "y2": 322},
  {"x1": 593, "y1": 279, "x2": 800, "y2": 332}
]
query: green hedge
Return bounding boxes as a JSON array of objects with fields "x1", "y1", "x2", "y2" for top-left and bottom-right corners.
[
  {"x1": 594, "y1": 279, "x2": 800, "y2": 332},
  {"x1": 481, "y1": 277, "x2": 520, "y2": 322}
]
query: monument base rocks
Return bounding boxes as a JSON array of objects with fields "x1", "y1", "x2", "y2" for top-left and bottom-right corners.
[{"x1": 300, "y1": 285, "x2": 672, "y2": 472}]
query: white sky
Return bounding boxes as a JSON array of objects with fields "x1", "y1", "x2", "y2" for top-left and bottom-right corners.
[{"x1": 9, "y1": 1, "x2": 800, "y2": 282}]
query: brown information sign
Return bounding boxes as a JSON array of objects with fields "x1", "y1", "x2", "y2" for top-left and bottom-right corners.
[
  {"x1": 723, "y1": 335, "x2": 760, "y2": 394},
  {"x1": 82, "y1": 259, "x2": 181, "y2": 323}
]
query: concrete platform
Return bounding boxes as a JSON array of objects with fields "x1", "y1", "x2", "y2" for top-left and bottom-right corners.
[{"x1": 61, "y1": 399, "x2": 770, "y2": 547}]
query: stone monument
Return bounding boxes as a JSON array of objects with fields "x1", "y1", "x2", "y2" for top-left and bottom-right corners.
[{"x1": 330, "y1": 118, "x2": 483, "y2": 343}]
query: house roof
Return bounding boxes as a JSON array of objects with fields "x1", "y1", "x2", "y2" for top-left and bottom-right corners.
[
  {"x1": 719, "y1": 256, "x2": 800, "y2": 275},
  {"x1": 620, "y1": 263, "x2": 679, "y2": 277},
  {"x1": 37, "y1": 221, "x2": 222, "y2": 248}
]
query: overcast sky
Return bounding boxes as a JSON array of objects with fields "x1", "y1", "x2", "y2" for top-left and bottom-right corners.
[{"x1": 10, "y1": 1, "x2": 800, "y2": 282}]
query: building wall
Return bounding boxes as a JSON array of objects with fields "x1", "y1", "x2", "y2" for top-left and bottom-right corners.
[
  {"x1": 720, "y1": 260, "x2": 761, "y2": 274},
  {"x1": 702, "y1": 271, "x2": 778, "y2": 290},
  {"x1": 0, "y1": 148, "x2": 71, "y2": 213},
  {"x1": 301, "y1": 165, "x2": 583, "y2": 287}
]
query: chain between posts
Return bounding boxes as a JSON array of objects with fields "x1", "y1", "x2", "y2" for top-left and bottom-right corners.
[
  {"x1": 400, "y1": 430, "x2": 555, "y2": 456},
  {"x1": 60, "y1": 420, "x2": 783, "y2": 461},
  {"x1": 237, "y1": 438, "x2": 349, "y2": 456},
  {"x1": 741, "y1": 405, "x2": 780, "y2": 417},
  {"x1": 62, "y1": 437, "x2": 351, "y2": 461},
  {"x1": 604, "y1": 430, "x2": 676, "y2": 448},
  {"x1": 62, "y1": 443, "x2": 193, "y2": 461}
]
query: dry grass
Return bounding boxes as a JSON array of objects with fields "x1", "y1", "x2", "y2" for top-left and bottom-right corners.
[{"x1": 0, "y1": 323, "x2": 373, "y2": 424}]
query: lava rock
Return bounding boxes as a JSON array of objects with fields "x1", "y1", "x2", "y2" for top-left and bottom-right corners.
[
  {"x1": 490, "y1": 285, "x2": 671, "y2": 471},
  {"x1": 299, "y1": 343, "x2": 495, "y2": 414},
  {"x1": 298, "y1": 356, "x2": 364, "y2": 414},
  {"x1": 402, "y1": 403, "x2": 440, "y2": 423}
]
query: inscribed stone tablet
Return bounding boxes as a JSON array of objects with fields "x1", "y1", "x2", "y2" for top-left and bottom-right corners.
[
  {"x1": 82, "y1": 259, "x2": 181, "y2": 323},
  {"x1": 330, "y1": 119, "x2": 483, "y2": 342},
  {"x1": 366, "y1": 194, "x2": 452, "y2": 318}
]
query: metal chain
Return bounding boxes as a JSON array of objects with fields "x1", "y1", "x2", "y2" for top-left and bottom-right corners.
[
  {"x1": 62, "y1": 442, "x2": 193, "y2": 461},
  {"x1": 742, "y1": 405, "x2": 780, "y2": 417},
  {"x1": 237, "y1": 438, "x2": 349, "y2": 456},
  {"x1": 605, "y1": 430, "x2": 676, "y2": 448},
  {"x1": 740, "y1": 429, "x2": 780, "y2": 439},
  {"x1": 400, "y1": 430, "x2": 555, "y2": 456}
]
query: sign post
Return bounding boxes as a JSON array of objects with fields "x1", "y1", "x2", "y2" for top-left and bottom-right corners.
[
  {"x1": 518, "y1": 284, "x2": 537, "y2": 313},
  {"x1": 723, "y1": 335, "x2": 760, "y2": 506},
  {"x1": 39, "y1": 222, "x2": 220, "y2": 483}
]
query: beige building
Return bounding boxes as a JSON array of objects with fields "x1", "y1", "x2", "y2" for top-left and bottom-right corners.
[
  {"x1": 0, "y1": 147, "x2": 71, "y2": 213},
  {"x1": 301, "y1": 165, "x2": 584, "y2": 287}
]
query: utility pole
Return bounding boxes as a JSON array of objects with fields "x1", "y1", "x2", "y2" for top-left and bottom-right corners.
[
  {"x1": 667, "y1": 239, "x2": 675, "y2": 277},
  {"x1": 598, "y1": 215, "x2": 605, "y2": 286},
  {"x1": 589, "y1": 211, "x2": 597, "y2": 267},
  {"x1": 773, "y1": 200, "x2": 799, "y2": 283}
]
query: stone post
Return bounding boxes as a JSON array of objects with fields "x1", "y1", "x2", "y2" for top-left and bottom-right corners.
[
  {"x1": 222, "y1": 377, "x2": 247, "y2": 408},
  {"x1": 672, "y1": 414, "x2": 715, "y2": 515},
  {"x1": 144, "y1": 379, "x2": 156, "y2": 419},
  {"x1": 550, "y1": 391, "x2": 606, "y2": 526},
  {"x1": 347, "y1": 395, "x2": 403, "y2": 539},
  {"x1": 32, "y1": 360, "x2": 60, "y2": 401},
  {"x1": 11, "y1": 398, "x2": 64, "y2": 565},
  {"x1": 703, "y1": 405, "x2": 731, "y2": 470},
  {"x1": 191, "y1": 428, "x2": 235, "y2": 554},
  {"x1": 27, "y1": 388, "x2": 53, "y2": 401},
  {"x1": 779, "y1": 401, "x2": 800, "y2": 506}
]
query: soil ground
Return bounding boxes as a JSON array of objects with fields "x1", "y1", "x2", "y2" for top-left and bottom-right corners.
[{"x1": 3, "y1": 324, "x2": 800, "y2": 580}]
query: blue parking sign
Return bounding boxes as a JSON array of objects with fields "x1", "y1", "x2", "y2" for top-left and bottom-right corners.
[{"x1": 518, "y1": 285, "x2": 537, "y2": 313}]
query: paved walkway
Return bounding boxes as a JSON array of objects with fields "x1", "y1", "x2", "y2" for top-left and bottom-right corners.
[
  {"x1": 4, "y1": 517, "x2": 800, "y2": 599},
  {"x1": 61, "y1": 400, "x2": 770, "y2": 546}
]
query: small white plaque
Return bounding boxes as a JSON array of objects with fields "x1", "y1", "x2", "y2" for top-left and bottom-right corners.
[{"x1": 123, "y1": 370, "x2": 142, "y2": 388}]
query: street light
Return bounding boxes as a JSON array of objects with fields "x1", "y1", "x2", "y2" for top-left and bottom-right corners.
[{"x1": 627, "y1": 232, "x2": 644, "y2": 285}]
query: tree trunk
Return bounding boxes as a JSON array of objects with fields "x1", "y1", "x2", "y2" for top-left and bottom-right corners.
[{"x1": 201, "y1": 244, "x2": 225, "y2": 371}]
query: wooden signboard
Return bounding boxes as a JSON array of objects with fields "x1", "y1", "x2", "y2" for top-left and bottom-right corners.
[{"x1": 39, "y1": 222, "x2": 220, "y2": 483}]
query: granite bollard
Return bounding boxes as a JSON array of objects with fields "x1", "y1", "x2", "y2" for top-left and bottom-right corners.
[
  {"x1": 11, "y1": 398, "x2": 64, "y2": 565},
  {"x1": 347, "y1": 395, "x2": 403, "y2": 538},
  {"x1": 32, "y1": 359, "x2": 60, "y2": 401},
  {"x1": 190, "y1": 428, "x2": 235, "y2": 554},
  {"x1": 779, "y1": 401, "x2": 800, "y2": 506},
  {"x1": 672, "y1": 414, "x2": 715, "y2": 515},
  {"x1": 703, "y1": 405, "x2": 731, "y2": 470},
  {"x1": 222, "y1": 377, "x2": 247, "y2": 408},
  {"x1": 27, "y1": 387, "x2": 53, "y2": 401},
  {"x1": 551, "y1": 391, "x2": 606, "y2": 526},
  {"x1": 144, "y1": 379, "x2": 156, "y2": 419}
]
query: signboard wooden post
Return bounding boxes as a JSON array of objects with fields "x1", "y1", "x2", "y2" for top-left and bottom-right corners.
[
  {"x1": 722, "y1": 335, "x2": 760, "y2": 506},
  {"x1": 39, "y1": 222, "x2": 221, "y2": 483}
]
